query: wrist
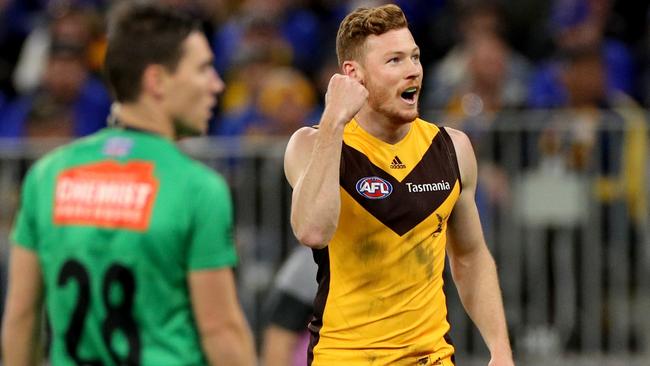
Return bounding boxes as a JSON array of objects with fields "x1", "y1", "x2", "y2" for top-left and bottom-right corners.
[
  {"x1": 489, "y1": 342, "x2": 513, "y2": 359},
  {"x1": 321, "y1": 107, "x2": 352, "y2": 128},
  {"x1": 317, "y1": 116, "x2": 346, "y2": 143}
]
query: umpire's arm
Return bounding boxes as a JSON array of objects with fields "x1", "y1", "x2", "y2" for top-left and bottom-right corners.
[
  {"x1": 2, "y1": 245, "x2": 44, "y2": 366},
  {"x1": 190, "y1": 268, "x2": 256, "y2": 366}
]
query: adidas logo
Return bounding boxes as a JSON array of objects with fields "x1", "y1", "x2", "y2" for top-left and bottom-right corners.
[{"x1": 390, "y1": 156, "x2": 406, "y2": 169}]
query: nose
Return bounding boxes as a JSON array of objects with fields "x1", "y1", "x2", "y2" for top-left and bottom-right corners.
[
  {"x1": 406, "y1": 58, "x2": 421, "y2": 81},
  {"x1": 210, "y1": 69, "x2": 225, "y2": 95}
]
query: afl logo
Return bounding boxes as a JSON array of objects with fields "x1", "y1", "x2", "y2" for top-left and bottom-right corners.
[{"x1": 356, "y1": 177, "x2": 393, "y2": 199}]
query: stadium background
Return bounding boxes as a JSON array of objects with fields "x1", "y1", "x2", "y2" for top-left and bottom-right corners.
[{"x1": 0, "y1": 0, "x2": 649, "y2": 365}]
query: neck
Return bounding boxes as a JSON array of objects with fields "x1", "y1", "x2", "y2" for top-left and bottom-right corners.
[
  {"x1": 114, "y1": 98, "x2": 174, "y2": 139},
  {"x1": 355, "y1": 106, "x2": 413, "y2": 145}
]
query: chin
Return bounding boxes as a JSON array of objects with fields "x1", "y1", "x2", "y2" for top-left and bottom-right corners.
[{"x1": 392, "y1": 109, "x2": 419, "y2": 124}]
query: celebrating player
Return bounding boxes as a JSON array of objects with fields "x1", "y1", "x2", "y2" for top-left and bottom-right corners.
[{"x1": 284, "y1": 4, "x2": 514, "y2": 366}]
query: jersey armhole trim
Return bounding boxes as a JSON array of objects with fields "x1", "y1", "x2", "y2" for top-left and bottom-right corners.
[{"x1": 439, "y1": 127, "x2": 463, "y2": 193}]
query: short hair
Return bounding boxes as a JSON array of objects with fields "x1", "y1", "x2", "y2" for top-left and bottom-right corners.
[
  {"x1": 103, "y1": 2, "x2": 200, "y2": 102},
  {"x1": 336, "y1": 4, "x2": 408, "y2": 66}
]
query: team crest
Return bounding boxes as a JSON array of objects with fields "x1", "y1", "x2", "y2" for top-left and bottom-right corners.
[
  {"x1": 356, "y1": 176, "x2": 393, "y2": 199},
  {"x1": 103, "y1": 137, "x2": 133, "y2": 157}
]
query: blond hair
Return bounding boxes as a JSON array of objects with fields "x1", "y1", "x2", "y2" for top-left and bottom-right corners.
[{"x1": 335, "y1": 4, "x2": 408, "y2": 66}]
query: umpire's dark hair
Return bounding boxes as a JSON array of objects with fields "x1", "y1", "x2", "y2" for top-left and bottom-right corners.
[{"x1": 103, "y1": 1, "x2": 200, "y2": 103}]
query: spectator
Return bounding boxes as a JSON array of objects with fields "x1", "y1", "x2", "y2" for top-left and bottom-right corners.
[
  {"x1": 212, "y1": 13, "x2": 293, "y2": 135},
  {"x1": 538, "y1": 47, "x2": 626, "y2": 175},
  {"x1": 527, "y1": 0, "x2": 635, "y2": 107},
  {"x1": 211, "y1": 0, "x2": 321, "y2": 75},
  {"x1": 426, "y1": 32, "x2": 531, "y2": 231},
  {"x1": 0, "y1": 36, "x2": 110, "y2": 138},
  {"x1": 244, "y1": 67, "x2": 318, "y2": 137},
  {"x1": 217, "y1": 66, "x2": 318, "y2": 137},
  {"x1": 517, "y1": 46, "x2": 646, "y2": 349},
  {"x1": 536, "y1": 46, "x2": 646, "y2": 219},
  {"x1": 440, "y1": 33, "x2": 530, "y2": 126},
  {"x1": 0, "y1": 0, "x2": 43, "y2": 96},
  {"x1": 424, "y1": 0, "x2": 531, "y2": 113},
  {"x1": 13, "y1": 3, "x2": 105, "y2": 94}
]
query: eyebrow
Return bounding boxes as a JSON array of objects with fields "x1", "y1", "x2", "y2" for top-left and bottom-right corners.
[{"x1": 384, "y1": 47, "x2": 420, "y2": 57}]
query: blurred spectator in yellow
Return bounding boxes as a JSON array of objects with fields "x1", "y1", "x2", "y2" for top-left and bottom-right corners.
[
  {"x1": 214, "y1": 10, "x2": 304, "y2": 136},
  {"x1": 245, "y1": 67, "x2": 317, "y2": 136},
  {"x1": 217, "y1": 65, "x2": 317, "y2": 137},
  {"x1": 215, "y1": 13, "x2": 292, "y2": 121},
  {"x1": 514, "y1": 45, "x2": 646, "y2": 353},
  {"x1": 211, "y1": 0, "x2": 321, "y2": 75},
  {"x1": 537, "y1": 46, "x2": 646, "y2": 226}
]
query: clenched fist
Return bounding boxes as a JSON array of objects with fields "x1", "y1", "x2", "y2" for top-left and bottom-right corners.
[{"x1": 323, "y1": 74, "x2": 368, "y2": 127}]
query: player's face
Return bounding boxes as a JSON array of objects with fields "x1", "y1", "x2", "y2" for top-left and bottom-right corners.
[
  {"x1": 165, "y1": 32, "x2": 224, "y2": 136},
  {"x1": 359, "y1": 28, "x2": 422, "y2": 123}
]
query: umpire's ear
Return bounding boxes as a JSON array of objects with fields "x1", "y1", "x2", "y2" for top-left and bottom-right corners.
[{"x1": 141, "y1": 64, "x2": 167, "y2": 100}]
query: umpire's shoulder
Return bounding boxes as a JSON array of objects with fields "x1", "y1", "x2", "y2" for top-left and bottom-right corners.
[
  {"x1": 183, "y1": 157, "x2": 230, "y2": 193},
  {"x1": 26, "y1": 133, "x2": 102, "y2": 178}
]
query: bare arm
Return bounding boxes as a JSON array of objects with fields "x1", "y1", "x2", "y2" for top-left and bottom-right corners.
[
  {"x1": 284, "y1": 74, "x2": 367, "y2": 248},
  {"x1": 1, "y1": 245, "x2": 44, "y2": 366},
  {"x1": 261, "y1": 325, "x2": 301, "y2": 366},
  {"x1": 446, "y1": 128, "x2": 514, "y2": 366},
  {"x1": 189, "y1": 268, "x2": 256, "y2": 366}
]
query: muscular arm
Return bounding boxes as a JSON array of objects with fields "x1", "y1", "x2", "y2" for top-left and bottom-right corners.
[
  {"x1": 284, "y1": 74, "x2": 367, "y2": 248},
  {"x1": 446, "y1": 129, "x2": 514, "y2": 366},
  {"x1": 262, "y1": 325, "x2": 301, "y2": 366},
  {"x1": 1, "y1": 245, "x2": 44, "y2": 366},
  {"x1": 189, "y1": 269, "x2": 256, "y2": 366},
  {"x1": 285, "y1": 121, "x2": 344, "y2": 248}
]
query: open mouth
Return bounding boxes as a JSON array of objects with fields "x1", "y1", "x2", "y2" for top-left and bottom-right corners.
[{"x1": 400, "y1": 87, "x2": 418, "y2": 104}]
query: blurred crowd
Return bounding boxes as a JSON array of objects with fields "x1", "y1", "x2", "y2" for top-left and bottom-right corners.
[
  {"x1": 0, "y1": 1, "x2": 649, "y2": 359},
  {"x1": 0, "y1": 0, "x2": 647, "y2": 139},
  {"x1": 1, "y1": 0, "x2": 648, "y2": 257}
]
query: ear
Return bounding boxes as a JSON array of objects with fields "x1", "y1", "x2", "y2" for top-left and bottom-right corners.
[
  {"x1": 342, "y1": 60, "x2": 365, "y2": 85},
  {"x1": 141, "y1": 64, "x2": 168, "y2": 99}
]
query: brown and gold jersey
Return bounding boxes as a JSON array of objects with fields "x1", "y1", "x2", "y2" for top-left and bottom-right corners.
[{"x1": 309, "y1": 118, "x2": 461, "y2": 366}]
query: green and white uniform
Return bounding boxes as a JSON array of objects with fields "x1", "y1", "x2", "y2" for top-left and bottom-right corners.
[{"x1": 11, "y1": 128, "x2": 237, "y2": 366}]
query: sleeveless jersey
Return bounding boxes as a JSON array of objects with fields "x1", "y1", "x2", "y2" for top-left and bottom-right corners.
[
  {"x1": 309, "y1": 119, "x2": 461, "y2": 366},
  {"x1": 11, "y1": 128, "x2": 237, "y2": 366}
]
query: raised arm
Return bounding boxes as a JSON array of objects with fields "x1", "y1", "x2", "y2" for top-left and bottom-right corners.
[
  {"x1": 189, "y1": 268, "x2": 256, "y2": 366},
  {"x1": 284, "y1": 74, "x2": 367, "y2": 248},
  {"x1": 445, "y1": 128, "x2": 514, "y2": 366},
  {"x1": 1, "y1": 245, "x2": 44, "y2": 366}
]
